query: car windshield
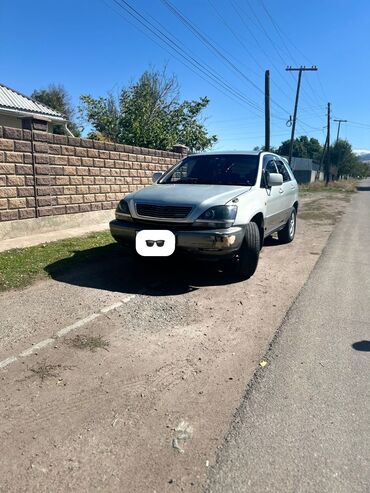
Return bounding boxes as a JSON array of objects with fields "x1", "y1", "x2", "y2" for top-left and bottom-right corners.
[{"x1": 161, "y1": 154, "x2": 259, "y2": 186}]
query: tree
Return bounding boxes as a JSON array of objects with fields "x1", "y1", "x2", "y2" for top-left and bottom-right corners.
[
  {"x1": 31, "y1": 84, "x2": 81, "y2": 136},
  {"x1": 277, "y1": 136, "x2": 323, "y2": 162},
  {"x1": 79, "y1": 69, "x2": 217, "y2": 152},
  {"x1": 253, "y1": 145, "x2": 277, "y2": 152},
  {"x1": 330, "y1": 139, "x2": 369, "y2": 178}
]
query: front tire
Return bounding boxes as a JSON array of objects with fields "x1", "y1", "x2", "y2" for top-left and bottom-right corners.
[
  {"x1": 233, "y1": 222, "x2": 261, "y2": 279},
  {"x1": 278, "y1": 208, "x2": 296, "y2": 244}
]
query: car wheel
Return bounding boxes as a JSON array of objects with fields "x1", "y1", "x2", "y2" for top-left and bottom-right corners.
[
  {"x1": 278, "y1": 208, "x2": 296, "y2": 244},
  {"x1": 233, "y1": 222, "x2": 261, "y2": 279}
]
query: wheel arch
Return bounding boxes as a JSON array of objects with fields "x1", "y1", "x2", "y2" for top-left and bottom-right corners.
[{"x1": 250, "y1": 212, "x2": 264, "y2": 247}]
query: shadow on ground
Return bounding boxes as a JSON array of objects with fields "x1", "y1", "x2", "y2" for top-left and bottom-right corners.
[
  {"x1": 352, "y1": 340, "x2": 370, "y2": 352},
  {"x1": 356, "y1": 185, "x2": 370, "y2": 192},
  {"x1": 262, "y1": 236, "x2": 280, "y2": 247},
  {"x1": 45, "y1": 243, "x2": 244, "y2": 296}
]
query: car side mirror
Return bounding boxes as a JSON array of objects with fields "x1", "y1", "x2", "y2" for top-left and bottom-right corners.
[
  {"x1": 267, "y1": 172, "x2": 283, "y2": 187},
  {"x1": 152, "y1": 172, "x2": 163, "y2": 183}
]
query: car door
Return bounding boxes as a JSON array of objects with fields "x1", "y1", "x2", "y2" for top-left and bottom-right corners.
[
  {"x1": 275, "y1": 158, "x2": 297, "y2": 223},
  {"x1": 262, "y1": 156, "x2": 284, "y2": 234}
]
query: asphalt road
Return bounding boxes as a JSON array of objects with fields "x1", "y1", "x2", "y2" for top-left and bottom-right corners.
[{"x1": 208, "y1": 181, "x2": 370, "y2": 493}]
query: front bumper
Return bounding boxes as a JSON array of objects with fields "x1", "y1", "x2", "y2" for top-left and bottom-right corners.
[{"x1": 109, "y1": 219, "x2": 244, "y2": 257}]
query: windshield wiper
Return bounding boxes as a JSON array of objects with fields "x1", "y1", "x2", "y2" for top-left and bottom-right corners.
[{"x1": 172, "y1": 178, "x2": 199, "y2": 184}]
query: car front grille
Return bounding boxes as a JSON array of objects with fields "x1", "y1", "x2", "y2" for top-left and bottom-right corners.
[{"x1": 135, "y1": 203, "x2": 192, "y2": 219}]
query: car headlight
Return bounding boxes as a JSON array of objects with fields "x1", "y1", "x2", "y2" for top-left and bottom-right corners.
[
  {"x1": 195, "y1": 205, "x2": 237, "y2": 227},
  {"x1": 116, "y1": 199, "x2": 131, "y2": 218}
]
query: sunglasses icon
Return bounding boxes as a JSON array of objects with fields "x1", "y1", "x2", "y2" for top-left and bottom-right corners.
[{"x1": 145, "y1": 240, "x2": 165, "y2": 247}]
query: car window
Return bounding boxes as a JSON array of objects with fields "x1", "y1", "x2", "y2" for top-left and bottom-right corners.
[
  {"x1": 261, "y1": 158, "x2": 277, "y2": 188},
  {"x1": 170, "y1": 159, "x2": 196, "y2": 182},
  {"x1": 162, "y1": 154, "x2": 259, "y2": 186},
  {"x1": 265, "y1": 160, "x2": 278, "y2": 174},
  {"x1": 275, "y1": 160, "x2": 291, "y2": 182}
]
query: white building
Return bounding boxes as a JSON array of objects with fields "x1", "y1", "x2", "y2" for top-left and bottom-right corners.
[{"x1": 0, "y1": 83, "x2": 66, "y2": 133}]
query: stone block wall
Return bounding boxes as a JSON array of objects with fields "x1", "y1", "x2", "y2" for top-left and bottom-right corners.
[{"x1": 0, "y1": 126, "x2": 182, "y2": 222}]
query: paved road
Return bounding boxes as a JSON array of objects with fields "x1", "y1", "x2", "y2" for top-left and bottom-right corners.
[{"x1": 208, "y1": 181, "x2": 370, "y2": 493}]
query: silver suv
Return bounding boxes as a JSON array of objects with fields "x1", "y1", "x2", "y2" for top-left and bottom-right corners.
[{"x1": 110, "y1": 151, "x2": 299, "y2": 278}]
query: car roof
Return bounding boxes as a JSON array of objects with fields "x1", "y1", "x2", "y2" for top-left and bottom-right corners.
[{"x1": 190, "y1": 150, "x2": 261, "y2": 156}]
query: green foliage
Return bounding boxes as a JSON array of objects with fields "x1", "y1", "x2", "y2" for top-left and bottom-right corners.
[
  {"x1": 253, "y1": 145, "x2": 277, "y2": 152},
  {"x1": 277, "y1": 136, "x2": 323, "y2": 162},
  {"x1": 31, "y1": 84, "x2": 81, "y2": 136},
  {"x1": 274, "y1": 135, "x2": 368, "y2": 179},
  {"x1": 79, "y1": 69, "x2": 217, "y2": 152},
  {"x1": 330, "y1": 139, "x2": 369, "y2": 178}
]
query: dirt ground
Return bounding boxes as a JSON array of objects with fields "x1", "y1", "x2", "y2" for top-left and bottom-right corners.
[{"x1": 0, "y1": 192, "x2": 351, "y2": 493}]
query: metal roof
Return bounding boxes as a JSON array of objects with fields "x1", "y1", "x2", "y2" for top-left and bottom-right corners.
[{"x1": 0, "y1": 84, "x2": 66, "y2": 121}]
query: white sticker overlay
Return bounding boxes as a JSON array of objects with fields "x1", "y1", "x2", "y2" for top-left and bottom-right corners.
[{"x1": 136, "y1": 230, "x2": 176, "y2": 257}]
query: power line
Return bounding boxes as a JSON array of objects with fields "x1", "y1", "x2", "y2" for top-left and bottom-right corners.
[
  {"x1": 246, "y1": 0, "x2": 320, "y2": 111},
  {"x1": 207, "y1": 0, "x2": 266, "y2": 75},
  {"x1": 161, "y1": 0, "x2": 264, "y2": 94},
  {"x1": 259, "y1": 0, "x2": 326, "y2": 107},
  {"x1": 208, "y1": 0, "x2": 293, "y2": 105},
  {"x1": 107, "y1": 0, "x2": 266, "y2": 115},
  {"x1": 346, "y1": 120, "x2": 370, "y2": 128},
  {"x1": 161, "y1": 0, "x2": 290, "y2": 117},
  {"x1": 105, "y1": 0, "x2": 327, "y2": 145},
  {"x1": 217, "y1": 131, "x2": 289, "y2": 141},
  {"x1": 230, "y1": 0, "x2": 295, "y2": 100},
  {"x1": 249, "y1": 0, "x2": 323, "y2": 111},
  {"x1": 261, "y1": 0, "x2": 326, "y2": 107}
]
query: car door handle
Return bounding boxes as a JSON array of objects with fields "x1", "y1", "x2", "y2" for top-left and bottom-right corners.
[{"x1": 279, "y1": 188, "x2": 284, "y2": 194}]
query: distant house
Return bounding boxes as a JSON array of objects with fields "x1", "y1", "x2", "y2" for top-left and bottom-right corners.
[
  {"x1": 0, "y1": 83, "x2": 67, "y2": 134},
  {"x1": 288, "y1": 157, "x2": 324, "y2": 184}
]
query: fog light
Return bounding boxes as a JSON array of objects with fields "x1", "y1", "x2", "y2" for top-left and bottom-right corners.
[
  {"x1": 216, "y1": 235, "x2": 236, "y2": 248},
  {"x1": 227, "y1": 235, "x2": 236, "y2": 246}
]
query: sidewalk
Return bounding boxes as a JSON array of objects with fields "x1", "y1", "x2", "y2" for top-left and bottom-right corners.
[{"x1": 0, "y1": 222, "x2": 109, "y2": 252}]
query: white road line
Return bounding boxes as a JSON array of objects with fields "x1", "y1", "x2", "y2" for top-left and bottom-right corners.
[
  {"x1": 19, "y1": 338, "x2": 55, "y2": 357},
  {"x1": 100, "y1": 295, "x2": 135, "y2": 313},
  {"x1": 122, "y1": 294, "x2": 136, "y2": 303},
  {"x1": 100, "y1": 302, "x2": 123, "y2": 313},
  {"x1": 1, "y1": 294, "x2": 137, "y2": 370},
  {"x1": 0, "y1": 356, "x2": 17, "y2": 369},
  {"x1": 56, "y1": 313, "x2": 100, "y2": 338}
]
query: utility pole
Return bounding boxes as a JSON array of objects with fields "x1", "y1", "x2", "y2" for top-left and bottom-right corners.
[
  {"x1": 265, "y1": 70, "x2": 270, "y2": 152},
  {"x1": 286, "y1": 66, "x2": 318, "y2": 166},
  {"x1": 325, "y1": 102, "x2": 331, "y2": 185},
  {"x1": 334, "y1": 118, "x2": 347, "y2": 142}
]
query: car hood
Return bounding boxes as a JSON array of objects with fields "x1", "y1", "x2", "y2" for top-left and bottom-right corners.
[{"x1": 129, "y1": 184, "x2": 250, "y2": 207}]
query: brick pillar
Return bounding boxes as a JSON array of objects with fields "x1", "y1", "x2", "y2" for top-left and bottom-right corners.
[
  {"x1": 172, "y1": 144, "x2": 189, "y2": 155},
  {"x1": 33, "y1": 131, "x2": 53, "y2": 217},
  {"x1": 22, "y1": 117, "x2": 49, "y2": 133}
]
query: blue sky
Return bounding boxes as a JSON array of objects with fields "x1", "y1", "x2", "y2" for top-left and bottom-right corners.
[{"x1": 1, "y1": 0, "x2": 369, "y2": 151}]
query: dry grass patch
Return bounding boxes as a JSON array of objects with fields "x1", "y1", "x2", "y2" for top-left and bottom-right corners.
[
  {"x1": 65, "y1": 334, "x2": 110, "y2": 352},
  {"x1": 299, "y1": 193, "x2": 348, "y2": 224},
  {"x1": 299, "y1": 210, "x2": 343, "y2": 224},
  {"x1": 299, "y1": 179, "x2": 357, "y2": 193},
  {"x1": 25, "y1": 361, "x2": 74, "y2": 383}
]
